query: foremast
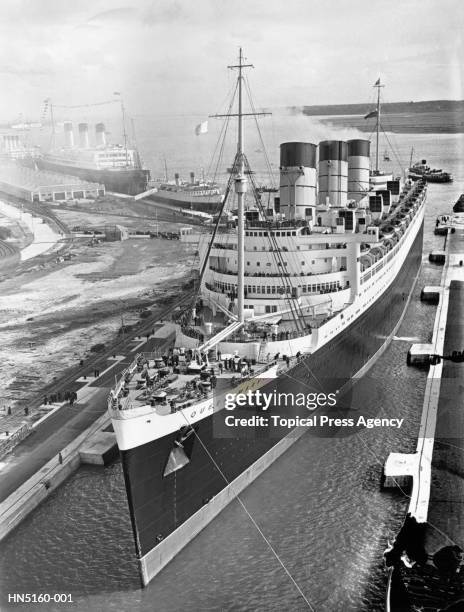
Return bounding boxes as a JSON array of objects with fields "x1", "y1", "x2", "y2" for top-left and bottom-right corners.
[{"x1": 212, "y1": 48, "x2": 269, "y2": 323}]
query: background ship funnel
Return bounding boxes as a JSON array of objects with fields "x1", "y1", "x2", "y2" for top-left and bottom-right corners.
[
  {"x1": 78, "y1": 123, "x2": 89, "y2": 148},
  {"x1": 63, "y1": 121, "x2": 74, "y2": 148},
  {"x1": 347, "y1": 139, "x2": 370, "y2": 202},
  {"x1": 318, "y1": 140, "x2": 348, "y2": 206},
  {"x1": 95, "y1": 123, "x2": 106, "y2": 147},
  {"x1": 279, "y1": 142, "x2": 317, "y2": 221}
]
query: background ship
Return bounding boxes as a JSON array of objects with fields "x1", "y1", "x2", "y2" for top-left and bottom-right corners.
[
  {"x1": 149, "y1": 170, "x2": 224, "y2": 212},
  {"x1": 36, "y1": 121, "x2": 150, "y2": 196},
  {"x1": 109, "y1": 57, "x2": 428, "y2": 587}
]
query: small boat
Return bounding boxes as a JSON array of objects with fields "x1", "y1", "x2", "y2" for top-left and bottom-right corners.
[
  {"x1": 383, "y1": 150, "x2": 391, "y2": 161},
  {"x1": 408, "y1": 159, "x2": 452, "y2": 183}
]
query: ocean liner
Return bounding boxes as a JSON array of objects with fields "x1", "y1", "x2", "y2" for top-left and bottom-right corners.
[
  {"x1": 108, "y1": 51, "x2": 427, "y2": 586},
  {"x1": 149, "y1": 172, "x2": 224, "y2": 213},
  {"x1": 37, "y1": 121, "x2": 150, "y2": 195}
]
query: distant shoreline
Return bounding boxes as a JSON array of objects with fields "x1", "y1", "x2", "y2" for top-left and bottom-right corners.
[
  {"x1": 297, "y1": 99, "x2": 464, "y2": 117},
  {"x1": 314, "y1": 110, "x2": 464, "y2": 134}
]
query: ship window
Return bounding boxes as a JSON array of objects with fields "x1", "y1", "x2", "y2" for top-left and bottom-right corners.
[
  {"x1": 271, "y1": 286, "x2": 276, "y2": 294},
  {"x1": 253, "y1": 246, "x2": 257, "y2": 251},
  {"x1": 257, "y1": 262, "x2": 260, "y2": 266},
  {"x1": 301, "y1": 261, "x2": 305, "y2": 265},
  {"x1": 247, "y1": 261, "x2": 250, "y2": 266}
]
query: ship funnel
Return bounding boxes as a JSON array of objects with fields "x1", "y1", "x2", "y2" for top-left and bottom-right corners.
[
  {"x1": 318, "y1": 140, "x2": 348, "y2": 206},
  {"x1": 64, "y1": 121, "x2": 74, "y2": 148},
  {"x1": 78, "y1": 123, "x2": 89, "y2": 148},
  {"x1": 95, "y1": 123, "x2": 106, "y2": 147},
  {"x1": 347, "y1": 139, "x2": 370, "y2": 202},
  {"x1": 279, "y1": 142, "x2": 317, "y2": 221},
  {"x1": 190, "y1": 171, "x2": 195, "y2": 184},
  {"x1": 175, "y1": 173, "x2": 180, "y2": 186}
]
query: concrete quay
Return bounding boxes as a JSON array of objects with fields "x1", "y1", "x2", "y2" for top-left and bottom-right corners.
[
  {"x1": 383, "y1": 221, "x2": 464, "y2": 526},
  {"x1": 0, "y1": 322, "x2": 181, "y2": 542}
]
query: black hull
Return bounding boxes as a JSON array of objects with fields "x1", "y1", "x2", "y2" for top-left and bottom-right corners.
[
  {"x1": 120, "y1": 221, "x2": 424, "y2": 564},
  {"x1": 37, "y1": 159, "x2": 150, "y2": 196},
  {"x1": 408, "y1": 172, "x2": 452, "y2": 183},
  {"x1": 147, "y1": 192, "x2": 222, "y2": 214}
]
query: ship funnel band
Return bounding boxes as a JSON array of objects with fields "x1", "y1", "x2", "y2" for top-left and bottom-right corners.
[
  {"x1": 280, "y1": 142, "x2": 317, "y2": 168},
  {"x1": 319, "y1": 140, "x2": 348, "y2": 162},
  {"x1": 78, "y1": 123, "x2": 89, "y2": 132},
  {"x1": 63, "y1": 122, "x2": 73, "y2": 131},
  {"x1": 95, "y1": 123, "x2": 105, "y2": 133},
  {"x1": 347, "y1": 139, "x2": 370, "y2": 157}
]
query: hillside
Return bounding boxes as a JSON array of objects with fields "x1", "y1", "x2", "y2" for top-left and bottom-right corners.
[{"x1": 299, "y1": 99, "x2": 464, "y2": 117}]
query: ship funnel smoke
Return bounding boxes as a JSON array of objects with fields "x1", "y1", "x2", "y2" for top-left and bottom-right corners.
[
  {"x1": 78, "y1": 123, "x2": 89, "y2": 148},
  {"x1": 64, "y1": 122, "x2": 74, "y2": 148},
  {"x1": 95, "y1": 123, "x2": 106, "y2": 147}
]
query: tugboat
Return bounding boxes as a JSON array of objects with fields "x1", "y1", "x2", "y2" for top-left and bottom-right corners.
[
  {"x1": 108, "y1": 53, "x2": 427, "y2": 587},
  {"x1": 408, "y1": 158, "x2": 452, "y2": 183}
]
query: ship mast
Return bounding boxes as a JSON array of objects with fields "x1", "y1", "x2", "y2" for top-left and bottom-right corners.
[
  {"x1": 374, "y1": 78, "x2": 384, "y2": 173},
  {"x1": 211, "y1": 49, "x2": 269, "y2": 322},
  {"x1": 235, "y1": 49, "x2": 248, "y2": 323},
  {"x1": 114, "y1": 92, "x2": 128, "y2": 166}
]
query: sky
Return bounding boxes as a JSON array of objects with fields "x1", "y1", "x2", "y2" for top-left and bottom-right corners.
[{"x1": 0, "y1": 0, "x2": 463, "y2": 122}]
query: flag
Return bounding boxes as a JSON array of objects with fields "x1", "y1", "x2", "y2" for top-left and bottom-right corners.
[
  {"x1": 195, "y1": 120, "x2": 208, "y2": 135},
  {"x1": 364, "y1": 110, "x2": 378, "y2": 120},
  {"x1": 374, "y1": 78, "x2": 381, "y2": 86}
]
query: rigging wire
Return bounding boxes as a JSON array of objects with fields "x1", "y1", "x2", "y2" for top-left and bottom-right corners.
[{"x1": 178, "y1": 410, "x2": 316, "y2": 611}]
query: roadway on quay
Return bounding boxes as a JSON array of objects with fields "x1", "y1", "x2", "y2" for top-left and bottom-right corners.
[{"x1": 0, "y1": 306, "x2": 189, "y2": 505}]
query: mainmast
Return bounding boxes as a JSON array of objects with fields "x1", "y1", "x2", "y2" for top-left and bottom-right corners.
[
  {"x1": 114, "y1": 92, "x2": 128, "y2": 166},
  {"x1": 374, "y1": 78, "x2": 384, "y2": 173}
]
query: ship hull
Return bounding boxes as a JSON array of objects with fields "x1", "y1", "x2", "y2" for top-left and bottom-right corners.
[
  {"x1": 36, "y1": 158, "x2": 150, "y2": 196},
  {"x1": 408, "y1": 171, "x2": 452, "y2": 183},
  {"x1": 119, "y1": 220, "x2": 424, "y2": 585},
  {"x1": 148, "y1": 191, "x2": 223, "y2": 213}
]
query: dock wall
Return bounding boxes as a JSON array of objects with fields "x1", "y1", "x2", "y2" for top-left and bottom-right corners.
[{"x1": 0, "y1": 412, "x2": 111, "y2": 542}]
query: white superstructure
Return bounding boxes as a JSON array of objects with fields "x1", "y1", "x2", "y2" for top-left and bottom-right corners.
[{"x1": 46, "y1": 121, "x2": 138, "y2": 171}]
